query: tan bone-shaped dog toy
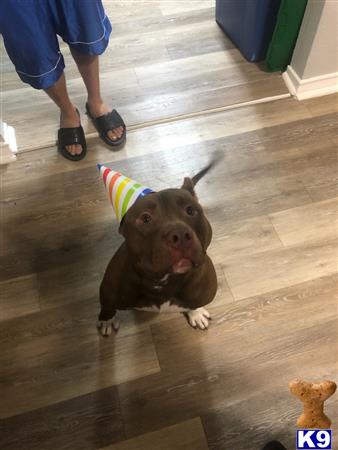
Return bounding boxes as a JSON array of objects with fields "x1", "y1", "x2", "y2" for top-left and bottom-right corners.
[{"x1": 289, "y1": 379, "x2": 337, "y2": 429}]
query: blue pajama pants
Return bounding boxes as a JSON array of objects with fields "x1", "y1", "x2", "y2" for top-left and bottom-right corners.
[{"x1": 0, "y1": 0, "x2": 112, "y2": 89}]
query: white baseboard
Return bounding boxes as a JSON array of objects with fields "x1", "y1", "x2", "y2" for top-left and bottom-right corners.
[
  {"x1": 283, "y1": 65, "x2": 338, "y2": 100},
  {"x1": 0, "y1": 120, "x2": 17, "y2": 165}
]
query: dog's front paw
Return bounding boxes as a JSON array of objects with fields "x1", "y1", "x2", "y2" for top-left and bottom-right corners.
[
  {"x1": 97, "y1": 316, "x2": 120, "y2": 336},
  {"x1": 186, "y1": 307, "x2": 210, "y2": 330}
]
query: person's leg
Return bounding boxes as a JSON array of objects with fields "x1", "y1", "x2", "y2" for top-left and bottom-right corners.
[
  {"x1": 45, "y1": 73, "x2": 83, "y2": 155},
  {"x1": 0, "y1": 0, "x2": 85, "y2": 158},
  {"x1": 70, "y1": 48, "x2": 123, "y2": 142}
]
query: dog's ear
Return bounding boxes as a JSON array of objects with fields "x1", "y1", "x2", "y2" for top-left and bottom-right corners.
[{"x1": 181, "y1": 177, "x2": 196, "y2": 197}]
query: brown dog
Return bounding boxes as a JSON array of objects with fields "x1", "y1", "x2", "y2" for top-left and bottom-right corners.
[{"x1": 97, "y1": 160, "x2": 218, "y2": 335}]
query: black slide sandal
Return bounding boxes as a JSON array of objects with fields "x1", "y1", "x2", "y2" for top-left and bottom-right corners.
[
  {"x1": 57, "y1": 126, "x2": 87, "y2": 161},
  {"x1": 86, "y1": 102, "x2": 126, "y2": 147}
]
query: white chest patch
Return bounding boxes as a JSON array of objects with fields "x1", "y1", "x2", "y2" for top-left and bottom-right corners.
[{"x1": 135, "y1": 301, "x2": 188, "y2": 313}]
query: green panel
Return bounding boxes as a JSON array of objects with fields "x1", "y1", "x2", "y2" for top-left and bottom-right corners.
[{"x1": 265, "y1": 0, "x2": 308, "y2": 72}]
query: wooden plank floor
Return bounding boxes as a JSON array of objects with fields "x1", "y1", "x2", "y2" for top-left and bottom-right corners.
[
  {"x1": 0, "y1": 0, "x2": 287, "y2": 151},
  {"x1": 0, "y1": 92, "x2": 337, "y2": 449}
]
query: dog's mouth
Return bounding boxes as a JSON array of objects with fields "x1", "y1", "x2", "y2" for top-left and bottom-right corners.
[
  {"x1": 172, "y1": 258, "x2": 194, "y2": 274},
  {"x1": 169, "y1": 248, "x2": 201, "y2": 274}
]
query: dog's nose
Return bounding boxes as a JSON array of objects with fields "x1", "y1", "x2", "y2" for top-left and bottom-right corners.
[{"x1": 165, "y1": 225, "x2": 193, "y2": 249}]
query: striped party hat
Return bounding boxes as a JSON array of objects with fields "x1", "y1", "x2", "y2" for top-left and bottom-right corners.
[{"x1": 98, "y1": 164, "x2": 154, "y2": 222}]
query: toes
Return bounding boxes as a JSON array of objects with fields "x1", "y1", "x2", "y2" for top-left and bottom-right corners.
[
  {"x1": 107, "y1": 130, "x2": 118, "y2": 141},
  {"x1": 74, "y1": 144, "x2": 83, "y2": 155},
  {"x1": 106, "y1": 127, "x2": 124, "y2": 141},
  {"x1": 203, "y1": 310, "x2": 211, "y2": 319},
  {"x1": 97, "y1": 320, "x2": 113, "y2": 336},
  {"x1": 66, "y1": 144, "x2": 75, "y2": 155},
  {"x1": 198, "y1": 316, "x2": 209, "y2": 330},
  {"x1": 189, "y1": 317, "x2": 197, "y2": 328},
  {"x1": 187, "y1": 308, "x2": 210, "y2": 330},
  {"x1": 112, "y1": 316, "x2": 120, "y2": 331},
  {"x1": 195, "y1": 316, "x2": 208, "y2": 330},
  {"x1": 114, "y1": 126, "x2": 123, "y2": 138},
  {"x1": 66, "y1": 144, "x2": 82, "y2": 156},
  {"x1": 97, "y1": 317, "x2": 120, "y2": 336},
  {"x1": 194, "y1": 317, "x2": 203, "y2": 329},
  {"x1": 201, "y1": 315, "x2": 209, "y2": 329}
]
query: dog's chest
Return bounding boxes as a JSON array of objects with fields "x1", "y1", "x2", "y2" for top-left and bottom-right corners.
[
  {"x1": 135, "y1": 300, "x2": 188, "y2": 313},
  {"x1": 135, "y1": 274, "x2": 188, "y2": 313}
]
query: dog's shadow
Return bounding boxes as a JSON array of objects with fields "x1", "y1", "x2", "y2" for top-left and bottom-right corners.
[{"x1": 94, "y1": 294, "x2": 293, "y2": 450}]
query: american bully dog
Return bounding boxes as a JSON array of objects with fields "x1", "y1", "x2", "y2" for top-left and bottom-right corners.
[{"x1": 97, "y1": 158, "x2": 219, "y2": 335}]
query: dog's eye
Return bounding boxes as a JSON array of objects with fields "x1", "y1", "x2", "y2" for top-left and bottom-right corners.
[
  {"x1": 141, "y1": 213, "x2": 152, "y2": 224},
  {"x1": 185, "y1": 206, "x2": 195, "y2": 216}
]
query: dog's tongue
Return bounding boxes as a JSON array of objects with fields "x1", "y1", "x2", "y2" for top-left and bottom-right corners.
[{"x1": 172, "y1": 258, "x2": 193, "y2": 274}]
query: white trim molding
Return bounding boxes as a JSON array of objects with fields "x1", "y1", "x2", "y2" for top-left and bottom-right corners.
[
  {"x1": 0, "y1": 120, "x2": 17, "y2": 166},
  {"x1": 283, "y1": 66, "x2": 338, "y2": 100},
  {"x1": 284, "y1": 0, "x2": 338, "y2": 101},
  {"x1": 283, "y1": 65, "x2": 338, "y2": 100}
]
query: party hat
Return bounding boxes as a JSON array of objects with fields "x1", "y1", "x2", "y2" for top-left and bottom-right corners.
[{"x1": 98, "y1": 164, "x2": 154, "y2": 222}]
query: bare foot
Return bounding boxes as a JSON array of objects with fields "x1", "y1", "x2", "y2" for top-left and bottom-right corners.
[
  {"x1": 87, "y1": 101, "x2": 124, "y2": 142},
  {"x1": 60, "y1": 107, "x2": 83, "y2": 156}
]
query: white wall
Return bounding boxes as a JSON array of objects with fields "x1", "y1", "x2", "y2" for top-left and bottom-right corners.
[{"x1": 283, "y1": 0, "x2": 338, "y2": 100}]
